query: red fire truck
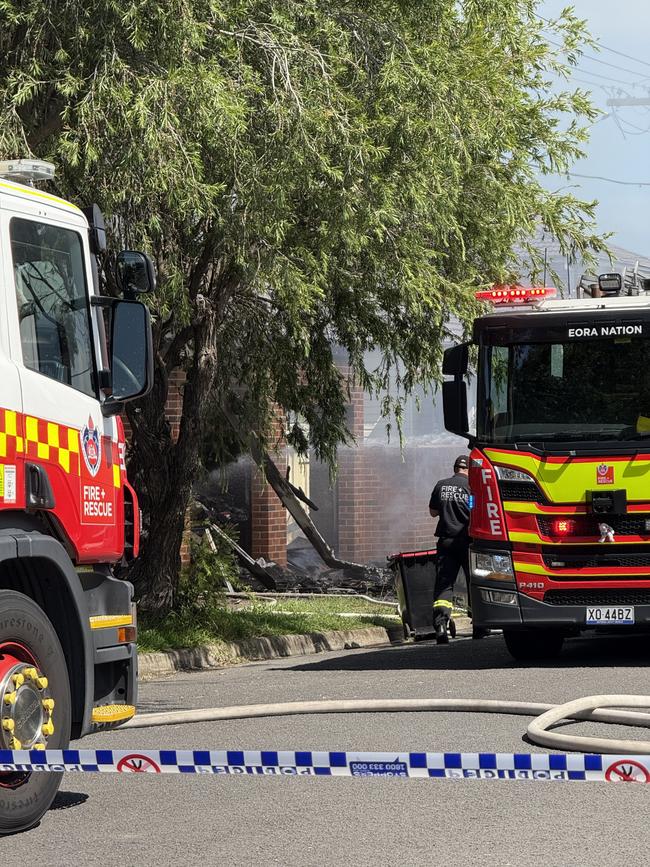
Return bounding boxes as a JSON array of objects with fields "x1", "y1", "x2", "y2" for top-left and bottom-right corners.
[
  {"x1": 0, "y1": 159, "x2": 153, "y2": 832},
  {"x1": 443, "y1": 284, "x2": 650, "y2": 661}
]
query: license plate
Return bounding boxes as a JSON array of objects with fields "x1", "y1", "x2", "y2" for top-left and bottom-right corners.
[{"x1": 586, "y1": 606, "x2": 634, "y2": 625}]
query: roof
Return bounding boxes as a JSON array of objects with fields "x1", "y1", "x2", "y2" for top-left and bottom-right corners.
[
  {"x1": 483, "y1": 294, "x2": 650, "y2": 317},
  {"x1": 0, "y1": 178, "x2": 83, "y2": 218},
  {"x1": 474, "y1": 296, "x2": 650, "y2": 341},
  {"x1": 518, "y1": 231, "x2": 650, "y2": 297}
]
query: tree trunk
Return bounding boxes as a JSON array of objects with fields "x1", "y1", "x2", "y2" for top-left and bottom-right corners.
[{"x1": 126, "y1": 310, "x2": 219, "y2": 614}]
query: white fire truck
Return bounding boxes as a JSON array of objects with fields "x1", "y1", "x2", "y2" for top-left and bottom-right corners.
[
  {"x1": 443, "y1": 283, "x2": 650, "y2": 660},
  {"x1": 0, "y1": 159, "x2": 153, "y2": 832}
]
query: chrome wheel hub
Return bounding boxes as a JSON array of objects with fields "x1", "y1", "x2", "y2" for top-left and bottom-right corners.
[{"x1": 0, "y1": 662, "x2": 54, "y2": 750}]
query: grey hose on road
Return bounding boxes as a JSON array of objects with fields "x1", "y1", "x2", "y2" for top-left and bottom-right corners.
[{"x1": 124, "y1": 695, "x2": 650, "y2": 754}]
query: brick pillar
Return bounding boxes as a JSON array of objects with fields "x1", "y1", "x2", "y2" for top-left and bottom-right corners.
[
  {"x1": 250, "y1": 411, "x2": 288, "y2": 566},
  {"x1": 165, "y1": 369, "x2": 186, "y2": 444},
  {"x1": 164, "y1": 369, "x2": 191, "y2": 565},
  {"x1": 336, "y1": 371, "x2": 368, "y2": 562}
]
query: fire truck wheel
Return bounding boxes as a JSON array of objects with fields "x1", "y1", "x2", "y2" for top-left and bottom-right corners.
[
  {"x1": 0, "y1": 590, "x2": 71, "y2": 835},
  {"x1": 503, "y1": 628, "x2": 564, "y2": 662}
]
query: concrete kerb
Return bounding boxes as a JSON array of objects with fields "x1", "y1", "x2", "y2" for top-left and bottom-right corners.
[{"x1": 137, "y1": 617, "x2": 474, "y2": 680}]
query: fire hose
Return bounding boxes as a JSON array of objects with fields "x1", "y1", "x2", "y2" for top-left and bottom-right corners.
[{"x1": 124, "y1": 695, "x2": 650, "y2": 755}]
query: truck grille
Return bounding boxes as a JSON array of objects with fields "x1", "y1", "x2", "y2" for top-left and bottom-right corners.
[
  {"x1": 545, "y1": 589, "x2": 650, "y2": 606},
  {"x1": 499, "y1": 481, "x2": 547, "y2": 503},
  {"x1": 538, "y1": 515, "x2": 650, "y2": 538},
  {"x1": 543, "y1": 553, "x2": 650, "y2": 570}
]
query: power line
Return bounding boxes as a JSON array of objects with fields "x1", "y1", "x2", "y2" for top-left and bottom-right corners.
[
  {"x1": 570, "y1": 71, "x2": 645, "y2": 88},
  {"x1": 618, "y1": 117, "x2": 650, "y2": 135},
  {"x1": 571, "y1": 67, "x2": 647, "y2": 87},
  {"x1": 584, "y1": 42, "x2": 650, "y2": 72},
  {"x1": 537, "y1": 14, "x2": 650, "y2": 71},
  {"x1": 567, "y1": 172, "x2": 650, "y2": 187},
  {"x1": 545, "y1": 38, "x2": 650, "y2": 79},
  {"x1": 572, "y1": 53, "x2": 649, "y2": 80}
]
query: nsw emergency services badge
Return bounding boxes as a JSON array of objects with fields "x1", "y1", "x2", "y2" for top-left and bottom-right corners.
[
  {"x1": 596, "y1": 464, "x2": 614, "y2": 486},
  {"x1": 81, "y1": 416, "x2": 102, "y2": 477}
]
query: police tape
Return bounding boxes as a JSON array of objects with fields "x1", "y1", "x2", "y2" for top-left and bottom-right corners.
[{"x1": 2, "y1": 749, "x2": 650, "y2": 781}]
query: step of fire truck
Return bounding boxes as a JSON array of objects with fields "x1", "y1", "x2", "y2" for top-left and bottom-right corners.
[{"x1": 91, "y1": 704, "x2": 136, "y2": 724}]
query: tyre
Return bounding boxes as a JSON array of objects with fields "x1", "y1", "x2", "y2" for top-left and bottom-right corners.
[
  {"x1": 503, "y1": 628, "x2": 564, "y2": 661},
  {"x1": 0, "y1": 590, "x2": 71, "y2": 834}
]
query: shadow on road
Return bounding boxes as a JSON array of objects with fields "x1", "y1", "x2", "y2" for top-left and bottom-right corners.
[
  {"x1": 51, "y1": 791, "x2": 89, "y2": 811},
  {"x1": 281, "y1": 633, "x2": 650, "y2": 673}
]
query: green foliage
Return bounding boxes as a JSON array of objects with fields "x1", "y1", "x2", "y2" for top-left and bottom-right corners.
[
  {"x1": 138, "y1": 597, "x2": 397, "y2": 651},
  {"x1": 0, "y1": 1, "x2": 610, "y2": 605},
  {"x1": 0, "y1": 0, "x2": 606, "y2": 463},
  {"x1": 177, "y1": 532, "x2": 241, "y2": 612}
]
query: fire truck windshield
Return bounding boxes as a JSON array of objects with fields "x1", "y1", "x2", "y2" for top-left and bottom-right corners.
[{"x1": 479, "y1": 335, "x2": 650, "y2": 443}]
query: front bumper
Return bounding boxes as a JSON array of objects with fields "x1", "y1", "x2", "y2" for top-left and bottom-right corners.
[{"x1": 471, "y1": 585, "x2": 650, "y2": 631}]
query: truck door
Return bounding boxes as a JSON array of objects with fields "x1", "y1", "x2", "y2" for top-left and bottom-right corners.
[{"x1": 4, "y1": 209, "x2": 122, "y2": 562}]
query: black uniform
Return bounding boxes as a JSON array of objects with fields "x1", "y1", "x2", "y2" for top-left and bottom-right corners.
[{"x1": 429, "y1": 471, "x2": 470, "y2": 608}]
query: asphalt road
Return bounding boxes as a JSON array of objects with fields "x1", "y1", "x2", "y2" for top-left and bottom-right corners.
[{"x1": 10, "y1": 632, "x2": 650, "y2": 866}]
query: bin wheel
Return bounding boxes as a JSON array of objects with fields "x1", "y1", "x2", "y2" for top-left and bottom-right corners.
[
  {"x1": 401, "y1": 614, "x2": 413, "y2": 640},
  {"x1": 503, "y1": 628, "x2": 564, "y2": 661},
  {"x1": 0, "y1": 590, "x2": 71, "y2": 834}
]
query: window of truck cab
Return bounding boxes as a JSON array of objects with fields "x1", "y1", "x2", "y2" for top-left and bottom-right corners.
[
  {"x1": 479, "y1": 336, "x2": 650, "y2": 442},
  {"x1": 9, "y1": 217, "x2": 98, "y2": 398}
]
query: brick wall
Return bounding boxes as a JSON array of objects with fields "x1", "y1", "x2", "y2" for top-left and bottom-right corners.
[
  {"x1": 250, "y1": 411, "x2": 288, "y2": 566},
  {"x1": 121, "y1": 367, "x2": 191, "y2": 565},
  {"x1": 334, "y1": 441, "x2": 462, "y2": 564},
  {"x1": 309, "y1": 364, "x2": 467, "y2": 566},
  {"x1": 336, "y1": 371, "x2": 366, "y2": 563}
]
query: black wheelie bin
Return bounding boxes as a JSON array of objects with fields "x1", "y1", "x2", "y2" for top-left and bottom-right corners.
[{"x1": 388, "y1": 549, "x2": 469, "y2": 641}]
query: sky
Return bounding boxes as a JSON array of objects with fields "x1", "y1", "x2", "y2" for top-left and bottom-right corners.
[{"x1": 541, "y1": 0, "x2": 650, "y2": 255}]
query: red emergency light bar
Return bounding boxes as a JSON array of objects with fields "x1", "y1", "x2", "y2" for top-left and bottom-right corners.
[{"x1": 475, "y1": 285, "x2": 557, "y2": 304}]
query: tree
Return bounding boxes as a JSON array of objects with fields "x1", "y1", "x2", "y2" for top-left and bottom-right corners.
[{"x1": 0, "y1": 0, "x2": 607, "y2": 611}]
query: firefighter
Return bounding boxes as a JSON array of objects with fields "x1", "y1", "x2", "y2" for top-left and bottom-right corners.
[{"x1": 428, "y1": 455, "x2": 471, "y2": 644}]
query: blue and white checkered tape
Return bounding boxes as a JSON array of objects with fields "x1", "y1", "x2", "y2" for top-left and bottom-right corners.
[{"x1": 1, "y1": 749, "x2": 650, "y2": 781}]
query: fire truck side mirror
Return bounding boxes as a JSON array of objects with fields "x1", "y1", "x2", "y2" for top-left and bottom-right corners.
[
  {"x1": 102, "y1": 300, "x2": 154, "y2": 415},
  {"x1": 116, "y1": 251, "x2": 156, "y2": 299},
  {"x1": 442, "y1": 379, "x2": 469, "y2": 438},
  {"x1": 442, "y1": 343, "x2": 470, "y2": 438},
  {"x1": 442, "y1": 343, "x2": 469, "y2": 376}
]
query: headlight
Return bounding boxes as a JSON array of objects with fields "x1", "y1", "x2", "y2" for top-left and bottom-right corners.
[
  {"x1": 470, "y1": 550, "x2": 514, "y2": 582},
  {"x1": 494, "y1": 465, "x2": 536, "y2": 483}
]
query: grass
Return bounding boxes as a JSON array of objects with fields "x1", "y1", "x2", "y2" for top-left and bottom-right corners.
[{"x1": 138, "y1": 596, "x2": 399, "y2": 652}]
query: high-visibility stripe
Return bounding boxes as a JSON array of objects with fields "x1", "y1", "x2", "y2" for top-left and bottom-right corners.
[
  {"x1": 0, "y1": 179, "x2": 82, "y2": 214},
  {"x1": 510, "y1": 531, "x2": 650, "y2": 547},
  {"x1": 513, "y1": 562, "x2": 548, "y2": 575},
  {"x1": 485, "y1": 447, "x2": 650, "y2": 504},
  {"x1": 89, "y1": 614, "x2": 133, "y2": 630}
]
